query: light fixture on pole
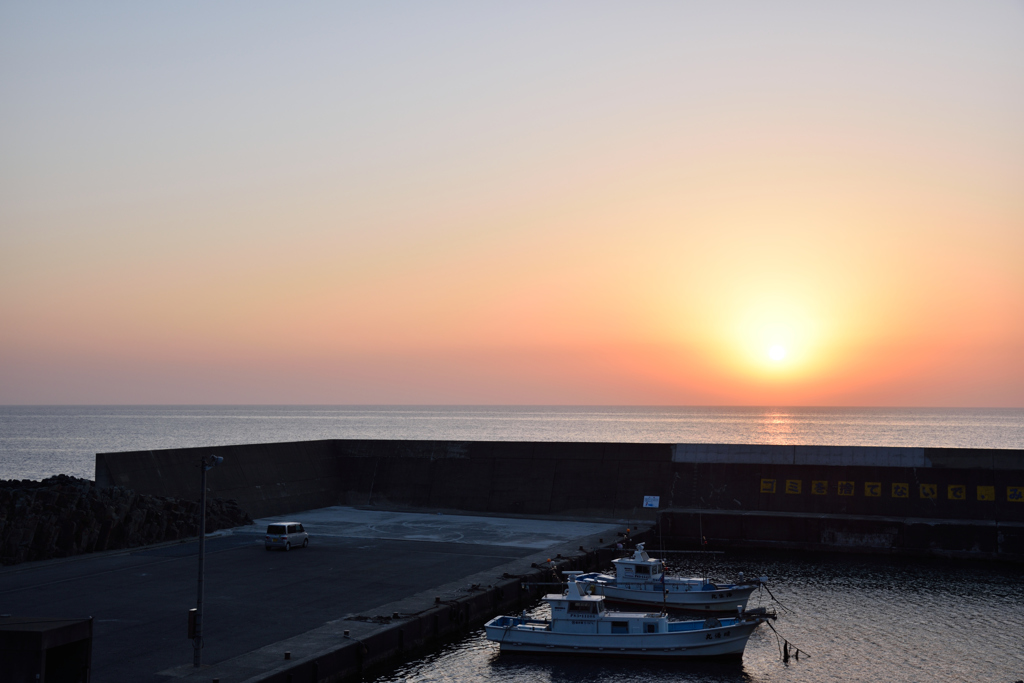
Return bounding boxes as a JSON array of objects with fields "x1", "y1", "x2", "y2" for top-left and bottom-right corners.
[{"x1": 193, "y1": 454, "x2": 223, "y2": 668}]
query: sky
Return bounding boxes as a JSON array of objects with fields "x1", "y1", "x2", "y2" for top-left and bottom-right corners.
[{"x1": 1, "y1": 1, "x2": 1022, "y2": 406}]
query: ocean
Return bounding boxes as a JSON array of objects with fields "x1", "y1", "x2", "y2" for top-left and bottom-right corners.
[
  {"x1": 3, "y1": 405, "x2": 1022, "y2": 681},
  {"x1": 1, "y1": 405, "x2": 1022, "y2": 481}
]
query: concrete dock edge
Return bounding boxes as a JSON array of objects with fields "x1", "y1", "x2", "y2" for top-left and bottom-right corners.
[{"x1": 163, "y1": 526, "x2": 647, "y2": 683}]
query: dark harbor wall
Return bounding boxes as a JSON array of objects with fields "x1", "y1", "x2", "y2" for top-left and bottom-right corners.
[
  {"x1": 95, "y1": 441, "x2": 1024, "y2": 560},
  {"x1": 664, "y1": 444, "x2": 1024, "y2": 560}
]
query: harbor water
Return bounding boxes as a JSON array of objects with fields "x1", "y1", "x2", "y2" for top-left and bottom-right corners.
[{"x1": 368, "y1": 551, "x2": 1024, "y2": 683}]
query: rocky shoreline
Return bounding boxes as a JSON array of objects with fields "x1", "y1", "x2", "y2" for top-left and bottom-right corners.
[{"x1": 0, "y1": 474, "x2": 253, "y2": 566}]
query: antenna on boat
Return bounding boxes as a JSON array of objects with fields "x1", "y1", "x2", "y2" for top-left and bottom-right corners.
[
  {"x1": 698, "y1": 503, "x2": 707, "y2": 583},
  {"x1": 549, "y1": 558, "x2": 572, "y2": 593},
  {"x1": 698, "y1": 534, "x2": 706, "y2": 583}
]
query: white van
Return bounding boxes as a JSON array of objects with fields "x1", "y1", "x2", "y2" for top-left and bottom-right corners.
[{"x1": 265, "y1": 522, "x2": 309, "y2": 551}]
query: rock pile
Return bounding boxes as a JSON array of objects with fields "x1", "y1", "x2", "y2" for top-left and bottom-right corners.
[{"x1": 0, "y1": 474, "x2": 253, "y2": 566}]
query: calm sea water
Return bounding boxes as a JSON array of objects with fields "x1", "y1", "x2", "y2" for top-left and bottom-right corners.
[
  {"x1": 367, "y1": 551, "x2": 1024, "y2": 683},
  {"x1": 0, "y1": 405, "x2": 1022, "y2": 481}
]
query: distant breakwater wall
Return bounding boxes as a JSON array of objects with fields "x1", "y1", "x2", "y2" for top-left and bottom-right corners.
[
  {"x1": 95, "y1": 440, "x2": 1024, "y2": 559},
  {"x1": 0, "y1": 475, "x2": 253, "y2": 565}
]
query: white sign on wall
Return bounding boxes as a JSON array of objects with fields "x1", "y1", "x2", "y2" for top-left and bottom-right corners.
[{"x1": 643, "y1": 495, "x2": 660, "y2": 508}]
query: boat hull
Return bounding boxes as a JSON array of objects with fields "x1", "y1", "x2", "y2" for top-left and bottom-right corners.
[
  {"x1": 485, "y1": 620, "x2": 761, "y2": 659},
  {"x1": 582, "y1": 579, "x2": 759, "y2": 613}
]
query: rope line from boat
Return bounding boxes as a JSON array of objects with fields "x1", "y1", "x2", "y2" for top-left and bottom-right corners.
[
  {"x1": 499, "y1": 620, "x2": 512, "y2": 645},
  {"x1": 640, "y1": 549, "x2": 725, "y2": 555},
  {"x1": 766, "y1": 620, "x2": 809, "y2": 662},
  {"x1": 761, "y1": 583, "x2": 795, "y2": 615}
]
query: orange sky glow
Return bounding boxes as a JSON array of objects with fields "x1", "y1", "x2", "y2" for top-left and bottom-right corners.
[{"x1": 1, "y1": 2, "x2": 1022, "y2": 406}]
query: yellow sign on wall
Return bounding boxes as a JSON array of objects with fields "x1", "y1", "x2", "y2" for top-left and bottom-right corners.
[
  {"x1": 811, "y1": 480, "x2": 828, "y2": 495},
  {"x1": 947, "y1": 485, "x2": 965, "y2": 500},
  {"x1": 760, "y1": 479, "x2": 776, "y2": 494},
  {"x1": 920, "y1": 484, "x2": 937, "y2": 499},
  {"x1": 837, "y1": 481, "x2": 855, "y2": 496},
  {"x1": 892, "y1": 483, "x2": 909, "y2": 498},
  {"x1": 785, "y1": 480, "x2": 802, "y2": 494},
  {"x1": 977, "y1": 486, "x2": 995, "y2": 501},
  {"x1": 1009, "y1": 486, "x2": 1024, "y2": 502},
  {"x1": 864, "y1": 482, "x2": 881, "y2": 497}
]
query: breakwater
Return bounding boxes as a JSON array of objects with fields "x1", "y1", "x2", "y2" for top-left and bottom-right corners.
[
  {"x1": 0, "y1": 475, "x2": 252, "y2": 565},
  {"x1": 95, "y1": 440, "x2": 1024, "y2": 560}
]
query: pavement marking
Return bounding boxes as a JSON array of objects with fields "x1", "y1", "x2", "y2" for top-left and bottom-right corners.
[{"x1": 246, "y1": 506, "x2": 620, "y2": 549}]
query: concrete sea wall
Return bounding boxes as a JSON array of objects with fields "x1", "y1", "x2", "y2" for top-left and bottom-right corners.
[
  {"x1": 96, "y1": 440, "x2": 1024, "y2": 559},
  {"x1": 95, "y1": 441, "x2": 675, "y2": 520}
]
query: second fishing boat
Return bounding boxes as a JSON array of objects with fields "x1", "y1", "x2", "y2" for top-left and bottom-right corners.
[{"x1": 574, "y1": 543, "x2": 768, "y2": 613}]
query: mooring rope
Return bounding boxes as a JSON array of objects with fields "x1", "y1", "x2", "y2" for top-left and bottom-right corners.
[
  {"x1": 762, "y1": 583, "x2": 795, "y2": 615},
  {"x1": 766, "y1": 620, "x2": 809, "y2": 662}
]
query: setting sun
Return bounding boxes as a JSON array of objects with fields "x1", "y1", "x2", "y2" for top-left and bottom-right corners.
[{"x1": 0, "y1": 3, "x2": 1020, "y2": 407}]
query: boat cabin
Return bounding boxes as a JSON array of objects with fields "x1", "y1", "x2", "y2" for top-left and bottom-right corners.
[
  {"x1": 611, "y1": 543, "x2": 665, "y2": 583},
  {"x1": 546, "y1": 574, "x2": 669, "y2": 634}
]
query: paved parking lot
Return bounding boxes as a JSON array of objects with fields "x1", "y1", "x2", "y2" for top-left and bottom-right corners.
[{"x1": 0, "y1": 507, "x2": 618, "y2": 682}]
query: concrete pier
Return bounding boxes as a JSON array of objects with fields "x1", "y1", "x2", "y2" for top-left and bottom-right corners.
[
  {"x1": 96, "y1": 440, "x2": 1024, "y2": 559},
  {"x1": 1, "y1": 507, "x2": 631, "y2": 683}
]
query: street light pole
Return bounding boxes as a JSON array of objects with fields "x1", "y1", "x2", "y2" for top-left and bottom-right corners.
[{"x1": 193, "y1": 454, "x2": 222, "y2": 668}]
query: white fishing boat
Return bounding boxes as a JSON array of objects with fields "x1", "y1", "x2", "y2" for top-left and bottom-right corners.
[
  {"x1": 574, "y1": 543, "x2": 767, "y2": 613},
  {"x1": 485, "y1": 572, "x2": 775, "y2": 659}
]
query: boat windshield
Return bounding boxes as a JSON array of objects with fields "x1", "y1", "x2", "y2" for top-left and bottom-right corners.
[{"x1": 568, "y1": 601, "x2": 598, "y2": 613}]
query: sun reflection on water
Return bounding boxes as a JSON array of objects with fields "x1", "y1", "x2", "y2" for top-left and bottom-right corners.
[{"x1": 757, "y1": 410, "x2": 796, "y2": 443}]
